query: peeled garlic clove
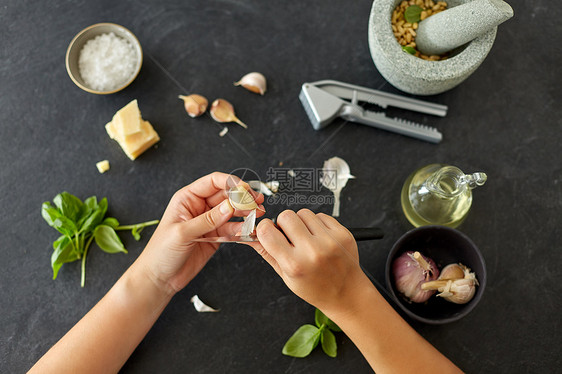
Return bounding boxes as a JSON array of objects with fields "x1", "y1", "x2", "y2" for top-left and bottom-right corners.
[
  {"x1": 178, "y1": 94, "x2": 208, "y2": 117},
  {"x1": 234, "y1": 72, "x2": 267, "y2": 95},
  {"x1": 228, "y1": 185, "x2": 258, "y2": 210},
  {"x1": 210, "y1": 99, "x2": 248, "y2": 129}
]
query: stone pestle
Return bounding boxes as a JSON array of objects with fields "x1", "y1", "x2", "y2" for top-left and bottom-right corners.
[{"x1": 416, "y1": 0, "x2": 513, "y2": 56}]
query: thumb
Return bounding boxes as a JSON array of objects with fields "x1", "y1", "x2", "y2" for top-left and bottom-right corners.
[{"x1": 182, "y1": 200, "x2": 234, "y2": 239}]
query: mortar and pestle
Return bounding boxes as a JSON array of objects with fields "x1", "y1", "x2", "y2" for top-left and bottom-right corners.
[{"x1": 368, "y1": 0, "x2": 513, "y2": 95}]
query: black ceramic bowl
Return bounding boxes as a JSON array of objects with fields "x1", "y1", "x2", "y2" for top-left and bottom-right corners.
[{"x1": 385, "y1": 226, "x2": 486, "y2": 324}]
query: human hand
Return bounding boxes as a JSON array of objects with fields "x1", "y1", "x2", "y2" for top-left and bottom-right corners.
[
  {"x1": 246, "y1": 209, "x2": 367, "y2": 314},
  {"x1": 135, "y1": 172, "x2": 265, "y2": 295}
]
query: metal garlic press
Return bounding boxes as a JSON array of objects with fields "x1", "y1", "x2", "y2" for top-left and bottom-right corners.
[{"x1": 299, "y1": 80, "x2": 447, "y2": 143}]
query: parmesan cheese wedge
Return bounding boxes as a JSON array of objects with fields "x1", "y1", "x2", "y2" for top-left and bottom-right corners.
[{"x1": 105, "y1": 100, "x2": 160, "y2": 160}]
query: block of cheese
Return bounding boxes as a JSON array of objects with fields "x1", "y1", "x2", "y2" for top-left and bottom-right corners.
[
  {"x1": 112, "y1": 100, "x2": 143, "y2": 138},
  {"x1": 105, "y1": 100, "x2": 159, "y2": 160},
  {"x1": 96, "y1": 160, "x2": 110, "y2": 173}
]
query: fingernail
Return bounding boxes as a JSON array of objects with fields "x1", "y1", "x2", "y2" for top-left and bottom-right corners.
[{"x1": 220, "y1": 200, "x2": 233, "y2": 215}]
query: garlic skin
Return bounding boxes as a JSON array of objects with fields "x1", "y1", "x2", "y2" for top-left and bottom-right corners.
[
  {"x1": 210, "y1": 99, "x2": 248, "y2": 129},
  {"x1": 178, "y1": 94, "x2": 208, "y2": 117},
  {"x1": 240, "y1": 208, "x2": 257, "y2": 237},
  {"x1": 234, "y1": 72, "x2": 267, "y2": 95},
  {"x1": 392, "y1": 251, "x2": 439, "y2": 303},
  {"x1": 421, "y1": 263, "x2": 478, "y2": 304}
]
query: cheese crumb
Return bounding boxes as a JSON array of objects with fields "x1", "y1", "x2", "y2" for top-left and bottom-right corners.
[{"x1": 96, "y1": 160, "x2": 110, "y2": 173}]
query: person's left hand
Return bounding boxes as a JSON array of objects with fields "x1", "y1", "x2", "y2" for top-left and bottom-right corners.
[{"x1": 134, "y1": 172, "x2": 265, "y2": 295}]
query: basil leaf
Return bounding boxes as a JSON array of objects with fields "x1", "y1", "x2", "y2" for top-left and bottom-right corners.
[
  {"x1": 404, "y1": 5, "x2": 423, "y2": 23},
  {"x1": 94, "y1": 225, "x2": 127, "y2": 254},
  {"x1": 53, "y1": 192, "x2": 83, "y2": 222},
  {"x1": 321, "y1": 329, "x2": 337, "y2": 358},
  {"x1": 41, "y1": 202, "x2": 62, "y2": 228},
  {"x1": 76, "y1": 196, "x2": 97, "y2": 227},
  {"x1": 83, "y1": 196, "x2": 98, "y2": 211},
  {"x1": 402, "y1": 46, "x2": 417, "y2": 55},
  {"x1": 315, "y1": 309, "x2": 341, "y2": 332},
  {"x1": 53, "y1": 216, "x2": 77, "y2": 237},
  {"x1": 102, "y1": 217, "x2": 120, "y2": 229},
  {"x1": 79, "y1": 208, "x2": 105, "y2": 233},
  {"x1": 97, "y1": 197, "x2": 108, "y2": 218},
  {"x1": 51, "y1": 236, "x2": 80, "y2": 279},
  {"x1": 282, "y1": 325, "x2": 321, "y2": 358}
]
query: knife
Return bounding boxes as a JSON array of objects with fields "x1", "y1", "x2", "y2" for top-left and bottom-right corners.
[{"x1": 190, "y1": 227, "x2": 384, "y2": 243}]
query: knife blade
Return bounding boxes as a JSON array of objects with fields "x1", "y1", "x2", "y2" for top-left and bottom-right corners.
[{"x1": 190, "y1": 227, "x2": 383, "y2": 243}]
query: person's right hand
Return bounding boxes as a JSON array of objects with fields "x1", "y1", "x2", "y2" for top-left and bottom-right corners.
[{"x1": 246, "y1": 209, "x2": 368, "y2": 314}]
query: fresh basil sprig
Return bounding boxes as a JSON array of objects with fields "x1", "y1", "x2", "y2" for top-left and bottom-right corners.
[
  {"x1": 41, "y1": 192, "x2": 158, "y2": 287},
  {"x1": 282, "y1": 309, "x2": 342, "y2": 358}
]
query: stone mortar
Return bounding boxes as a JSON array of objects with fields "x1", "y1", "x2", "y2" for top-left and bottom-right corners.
[{"x1": 368, "y1": 0, "x2": 497, "y2": 96}]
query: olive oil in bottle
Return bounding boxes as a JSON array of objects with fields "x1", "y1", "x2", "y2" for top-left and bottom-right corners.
[{"x1": 401, "y1": 164, "x2": 487, "y2": 228}]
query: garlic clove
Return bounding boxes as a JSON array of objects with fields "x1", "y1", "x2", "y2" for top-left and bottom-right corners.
[
  {"x1": 228, "y1": 185, "x2": 258, "y2": 210},
  {"x1": 421, "y1": 263, "x2": 478, "y2": 304},
  {"x1": 210, "y1": 99, "x2": 248, "y2": 129},
  {"x1": 438, "y1": 263, "x2": 465, "y2": 280},
  {"x1": 248, "y1": 180, "x2": 278, "y2": 196},
  {"x1": 234, "y1": 72, "x2": 267, "y2": 95},
  {"x1": 178, "y1": 94, "x2": 208, "y2": 117}
]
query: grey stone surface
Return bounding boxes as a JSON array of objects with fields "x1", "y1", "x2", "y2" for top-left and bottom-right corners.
[
  {"x1": 369, "y1": 0, "x2": 496, "y2": 95},
  {"x1": 416, "y1": 0, "x2": 514, "y2": 56}
]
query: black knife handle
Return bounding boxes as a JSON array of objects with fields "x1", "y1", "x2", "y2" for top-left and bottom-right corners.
[{"x1": 349, "y1": 227, "x2": 384, "y2": 241}]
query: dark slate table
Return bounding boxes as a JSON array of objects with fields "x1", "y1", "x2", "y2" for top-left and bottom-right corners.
[{"x1": 1, "y1": 0, "x2": 560, "y2": 372}]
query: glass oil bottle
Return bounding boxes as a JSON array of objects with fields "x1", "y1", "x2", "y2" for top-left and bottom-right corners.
[{"x1": 401, "y1": 164, "x2": 487, "y2": 228}]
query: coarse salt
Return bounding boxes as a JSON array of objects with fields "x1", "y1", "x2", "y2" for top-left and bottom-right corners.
[{"x1": 78, "y1": 32, "x2": 137, "y2": 92}]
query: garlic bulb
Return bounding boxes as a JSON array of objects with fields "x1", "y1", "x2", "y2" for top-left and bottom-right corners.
[
  {"x1": 178, "y1": 94, "x2": 208, "y2": 117},
  {"x1": 210, "y1": 99, "x2": 247, "y2": 129},
  {"x1": 392, "y1": 251, "x2": 439, "y2": 303},
  {"x1": 421, "y1": 263, "x2": 478, "y2": 304},
  {"x1": 234, "y1": 72, "x2": 267, "y2": 95}
]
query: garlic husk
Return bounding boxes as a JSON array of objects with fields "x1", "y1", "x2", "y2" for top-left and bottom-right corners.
[
  {"x1": 421, "y1": 263, "x2": 478, "y2": 304},
  {"x1": 240, "y1": 208, "x2": 257, "y2": 237},
  {"x1": 248, "y1": 180, "x2": 278, "y2": 196},
  {"x1": 179, "y1": 94, "x2": 208, "y2": 117},
  {"x1": 234, "y1": 72, "x2": 267, "y2": 95},
  {"x1": 320, "y1": 156, "x2": 355, "y2": 217},
  {"x1": 190, "y1": 295, "x2": 219, "y2": 312},
  {"x1": 392, "y1": 251, "x2": 439, "y2": 303},
  {"x1": 227, "y1": 185, "x2": 258, "y2": 210},
  {"x1": 210, "y1": 99, "x2": 247, "y2": 129},
  {"x1": 219, "y1": 127, "x2": 228, "y2": 137},
  {"x1": 264, "y1": 181, "x2": 279, "y2": 193}
]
